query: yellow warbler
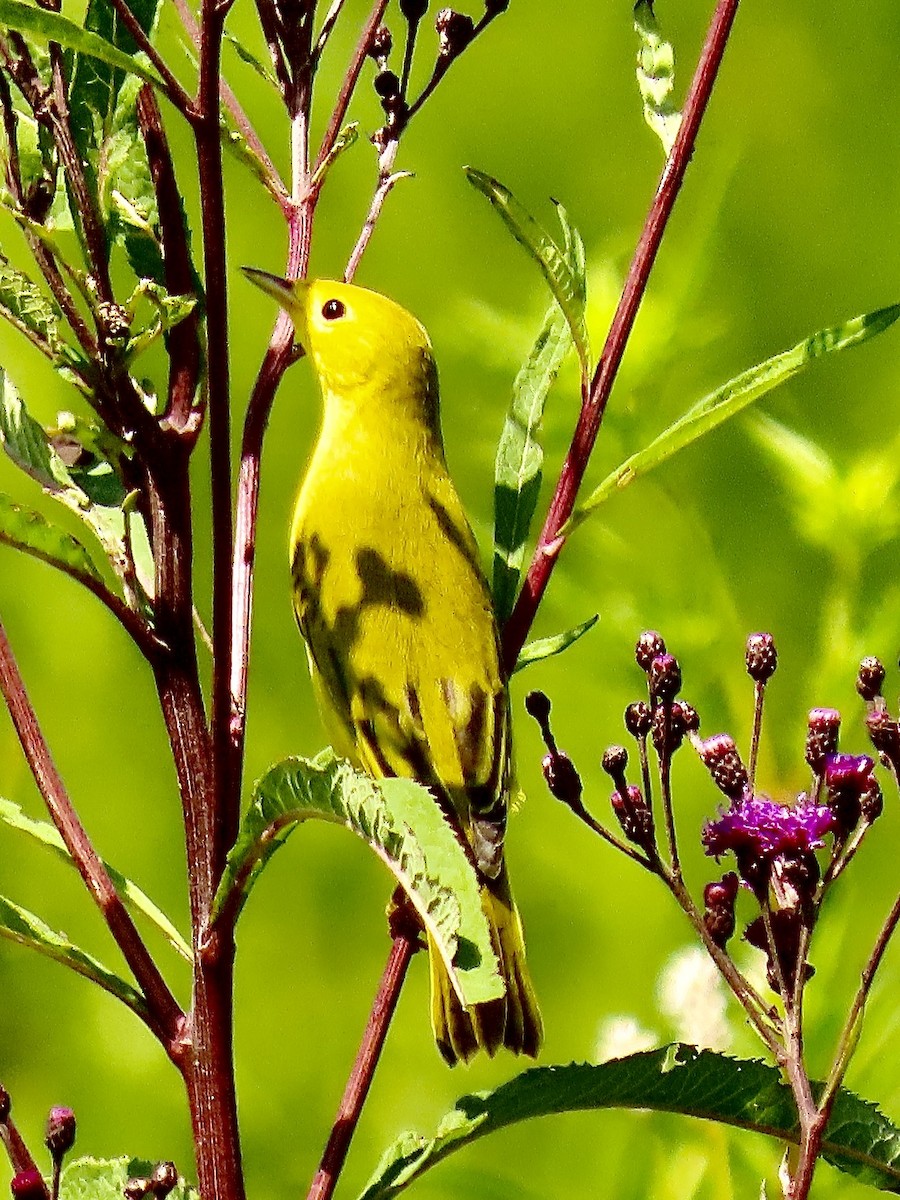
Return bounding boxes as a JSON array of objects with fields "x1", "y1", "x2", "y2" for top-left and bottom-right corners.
[{"x1": 245, "y1": 271, "x2": 542, "y2": 1065}]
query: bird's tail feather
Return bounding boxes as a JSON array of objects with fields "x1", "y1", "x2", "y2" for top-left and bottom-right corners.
[{"x1": 430, "y1": 872, "x2": 542, "y2": 1065}]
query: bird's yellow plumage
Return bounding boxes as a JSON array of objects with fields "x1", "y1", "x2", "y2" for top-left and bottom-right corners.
[{"x1": 245, "y1": 270, "x2": 542, "y2": 1064}]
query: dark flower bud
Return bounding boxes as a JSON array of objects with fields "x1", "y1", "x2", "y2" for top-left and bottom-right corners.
[
  {"x1": 651, "y1": 701, "x2": 687, "y2": 755},
  {"x1": 400, "y1": 0, "x2": 428, "y2": 20},
  {"x1": 45, "y1": 1106, "x2": 76, "y2": 1159},
  {"x1": 773, "y1": 851, "x2": 820, "y2": 912},
  {"x1": 610, "y1": 784, "x2": 654, "y2": 849},
  {"x1": 124, "y1": 1180, "x2": 152, "y2": 1200},
  {"x1": 649, "y1": 654, "x2": 681, "y2": 703},
  {"x1": 525, "y1": 690, "x2": 551, "y2": 725},
  {"x1": 601, "y1": 745, "x2": 628, "y2": 794},
  {"x1": 745, "y1": 632, "x2": 777, "y2": 683},
  {"x1": 0, "y1": 1083, "x2": 9, "y2": 1123},
  {"x1": 678, "y1": 701, "x2": 700, "y2": 732},
  {"x1": 373, "y1": 69, "x2": 401, "y2": 99},
  {"x1": 866, "y1": 709, "x2": 900, "y2": 763},
  {"x1": 624, "y1": 700, "x2": 651, "y2": 738},
  {"x1": 805, "y1": 707, "x2": 841, "y2": 771},
  {"x1": 856, "y1": 656, "x2": 886, "y2": 701},
  {"x1": 703, "y1": 872, "x2": 739, "y2": 948},
  {"x1": 862, "y1": 780, "x2": 884, "y2": 823},
  {"x1": 10, "y1": 1171, "x2": 44, "y2": 1200},
  {"x1": 699, "y1": 734, "x2": 748, "y2": 800},
  {"x1": 368, "y1": 24, "x2": 393, "y2": 60},
  {"x1": 435, "y1": 8, "x2": 474, "y2": 56},
  {"x1": 824, "y1": 753, "x2": 874, "y2": 840},
  {"x1": 149, "y1": 1163, "x2": 179, "y2": 1198},
  {"x1": 635, "y1": 630, "x2": 666, "y2": 671},
  {"x1": 745, "y1": 909, "x2": 813, "y2": 991},
  {"x1": 542, "y1": 751, "x2": 582, "y2": 808}
]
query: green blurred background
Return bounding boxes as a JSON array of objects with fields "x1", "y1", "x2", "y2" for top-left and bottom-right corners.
[{"x1": 2, "y1": 1, "x2": 900, "y2": 1197}]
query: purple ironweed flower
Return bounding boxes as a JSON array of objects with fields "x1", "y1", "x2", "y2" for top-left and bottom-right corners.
[{"x1": 703, "y1": 794, "x2": 835, "y2": 863}]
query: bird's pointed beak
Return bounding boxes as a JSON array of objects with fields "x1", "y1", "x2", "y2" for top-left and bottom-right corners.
[{"x1": 242, "y1": 268, "x2": 309, "y2": 344}]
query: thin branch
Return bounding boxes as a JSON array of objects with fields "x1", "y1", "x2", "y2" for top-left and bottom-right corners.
[
  {"x1": 106, "y1": 0, "x2": 194, "y2": 115},
  {"x1": 344, "y1": 139, "x2": 407, "y2": 280},
  {"x1": 313, "y1": 0, "x2": 387, "y2": 177},
  {"x1": 1, "y1": 1116, "x2": 49, "y2": 1195},
  {"x1": 0, "y1": 615, "x2": 186, "y2": 1059},
  {"x1": 313, "y1": 0, "x2": 348, "y2": 64},
  {"x1": 501, "y1": 0, "x2": 742, "y2": 672},
  {"x1": 306, "y1": 933, "x2": 417, "y2": 1200}
]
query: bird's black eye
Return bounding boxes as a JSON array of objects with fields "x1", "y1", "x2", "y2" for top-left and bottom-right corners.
[{"x1": 322, "y1": 298, "x2": 345, "y2": 320}]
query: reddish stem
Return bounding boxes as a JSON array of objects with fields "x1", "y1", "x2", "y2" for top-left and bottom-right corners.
[
  {"x1": 1, "y1": 1118, "x2": 49, "y2": 1197},
  {"x1": 306, "y1": 934, "x2": 416, "y2": 1200},
  {"x1": 501, "y1": 0, "x2": 742, "y2": 672}
]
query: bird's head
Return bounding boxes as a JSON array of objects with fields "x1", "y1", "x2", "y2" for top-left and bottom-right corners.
[{"x1": 243, "y1": 272, "x2": 437, "y2": 414}]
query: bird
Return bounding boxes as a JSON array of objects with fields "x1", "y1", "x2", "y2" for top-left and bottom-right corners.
[{"x1": 244, "y1": 269, "x2": 542, "y2": 1065}]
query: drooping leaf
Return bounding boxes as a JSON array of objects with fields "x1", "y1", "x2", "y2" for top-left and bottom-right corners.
[
  {"x1": 124, "y1": 278, "x2": 198, "y2": 362},
  {"x1": 0, "y1": 1, "x2": 164, "y2": 87},
  {"x1": 60, "y1": 1157, "x2": 198, "y2": 1200},
  {"x1": 309, "y1": 122, "x2": 360, "y2": 190},
  {"x1": 465, "y1": 167, "x2": 590, "y2": 376},
  {"x1": 212, "y1": 748, "x2": 503, "y2": 1008},
  {"x1": 0, "y1": 492, "x2": 103, "y2": 582},
  {"x1": 634, "y1": 0, "x2": 682, "y2": 156},
  {"x1": 564, "y1": 303, "x2": 900, "y2": 538},
  {"x1": 223, "y1": 30, "x2": 277, "y2": 87},
  {"x1": 0, "y1": 893, "x2": 147, "y2": 1017},
  {"x1": 513, "y1": 614, "x2": 599, "y2": 674},
  {"x1": 0, "y1": 797, "x2": 191, "y2": 961},
  {"x1": 358, "y1": 1045, "x2": 900, "y2": 1200}
]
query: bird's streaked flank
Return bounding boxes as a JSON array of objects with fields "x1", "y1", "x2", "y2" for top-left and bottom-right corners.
[{"x1": 244, "y1": 268, "x2": 542, "y2": 1064}]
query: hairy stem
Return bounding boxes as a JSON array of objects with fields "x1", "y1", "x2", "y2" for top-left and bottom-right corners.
[{"x1": 501, "y1": 0, "x2": 742, "y2": 671}]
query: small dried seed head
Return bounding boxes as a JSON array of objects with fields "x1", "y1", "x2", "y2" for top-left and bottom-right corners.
[
  {"x1": 98, "y1": 301, "x2": 131, "y2": 345},
  {"x1": 610, "y1": 784, "x2": 654, "y2": 849},
  {"x1": 866, "y1": 709, "x2": 900, "y2": 761},
  {"x1": 624, "y1": 700, "x2": 652, "y2": 738},
  {"x1": 745, "y1": 632, "x2": 777, "y2": 683},
  {"x1": 0, "y1": 1083, "x2": 9, "y2": 1123},
  {"x1": 45, "y1": 1106, "x2": 76, "y2": 1159},
  {"x1": 862, "y1": 780, "x2": 884, "y2": 824},
  {"x1": 542, "y1": 751, "x2": 582, "y2": 808},
  {"x1": 699, "y1": 734, "x2": 748, "y2": 800},
  {"x1": 703, "y1": 872, "x2": 739, "y2": 948},
  {"x1": 525, "y1": 690, "x2": 552, "y2": 725},
  {"x1": 805, "y1": 707, "x2": 841, "y2": 771},
  {"x1": 856, "y1": 656, "x2": 886, "y2": 701},
  {"x1": 399, "y1": 0, "x2": 428, "y2": 20},
  {"x1": 149, "y1": 1163, "x2": 179, "y2": 1198},
  {"x1": 124, "y1": 1179, "x2": 152, "y2": 1200},
  {"x1": 10, "y1": 1171, "x2": 45, "y2": 1200},
  {"x1": 373, "y1": 69, "x2": 401, "y2": 100},
  {"x1": 435, "y1": 8, "x2": 475, "y2": 56},
  {"x1": 649, "y1": 654, "x2": 682, "y2": 703},
  {"x1": 635, "y1": 630, "x2": 666, "y2": 671},
  {"x1": 368, "y1": 24, "x2": 393, "y2": 60},
  {"x1": 772, "y1": 851, "x2": 820, "y2": 911},
  {"x1": 601, "y1": 745, "x2": 628, "y2": 777}
]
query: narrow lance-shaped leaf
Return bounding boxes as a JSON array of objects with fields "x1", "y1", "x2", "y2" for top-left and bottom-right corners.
[
  {"x1": 0, "y1": 797, "x2": 191, "y2": 961},
  {"x1": 513, "y1": 614, "x2": 598, "y2": 674},
  {"x1": 564, "y1": 303, "x2": 900, "y2": 538},
  {"x1": 213, "y1": 749, "x2": 503, "y2": 1008},
  {"x1": 0, "y1": 893, "x2": 148, "y2": 1018},
  {"x1": 0, "y1": 492, "x2": 103, "y2": 583},
  {"x1": 491, "y1": 204, "x2": 586, "y2": 622},
  {"x1": 0, "y1": 0, "x2": 164, "y2": 87},
  {"x1": 465, "y1": 167, "x2": 590, "y2": 376},
  {"x1": 634, "y1": 0, "x2": 682, "y2": 156},
  {"x1": 358, "y1": 1045, "x2": 900, "y2": 1200}
]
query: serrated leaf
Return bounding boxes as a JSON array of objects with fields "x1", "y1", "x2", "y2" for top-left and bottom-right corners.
[
  {"x1": 358, "y1": 1045, "x2": 900, "y2": 1199},
  {"x1": 465, "y1": 167, "x2": 589, "y2": 376},
  {"x1": 565, "y1": 303, "x2": 900, "y2": 538},
  {"x1": 513, "y1": 614, "x2": 598, "y2": 674},
  {"x1": 0, "y1": 491, "x2": 103, "y2": 581},
  {"x1": 101, "y1": 74, "x2": 164, "y2": 281},
  {"x1": 0, "y1": 367, "x2": 73, "y2": 491},
  {"x1": 0, "y1": 256, "x2": 63, "y2": 353},
  {"x1": 0, "y1": 893, "x2": 147, "y2": 1016},
  {"x1": 124, "y1": 277, "x2": 197, "y2": 361},
  {"x1": 213, "y1": 748, "x2": 503, "y2": 1008},
  {"x1": 60, "y1": 1157, "x2": 198, "y2": 1200},
  {"x1": 634, "y1": 0, "x2": 682, "y2": 156},
  {"x1": 491, "y1": 208, "x2": 585, "y2": 623},
  {"x1": 0, "y1": 0, "x2": 163, "y2": 86},
  {"x1": 0, "y1": 797, "x2": 191, "y2": 961}
]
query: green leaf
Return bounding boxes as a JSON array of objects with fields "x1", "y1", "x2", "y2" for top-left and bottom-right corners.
[
  {"x1": 358, "y1": 1046, "x2": 900, "y2": 1199},
  {"x1": 564, "y1": 303, "x2": 900, "y2": 538},
  {"x1": 0, "y1": 255, "x2": 63, "y2": 355},
  {"x1": 634, "y1": 0, "x2": 682, "y2": 156},
  {"x1": 0, "y1": 893, "x2": 147, "y2": 1016},
  {"x1": 0, "y1": 491, "x2": 103, "y2": 582},
  {"x1": 465, "y1": 167, "x2": 590, "y2": 376},
  {"x1": 213, "y1": 748, "x2": 503, "y2": 1008},
  {"x1": 0, "y1": 0, "x2": 164, "y2": 86},
  {"x1": 60, "y1": 1157, "x2": 198, "y2": 1200},
  {"x1": 309, "y1": 122, "x2": 359, "y2": 191},
  {"x1": 123, "y1": 277, "x2": 198, "y2": 362},
  {"x1": 0, "y1": 797, "x2": 191, "y2": 961},
  {"x1": 513, "y1": 614, "x2": 598, "y2": 674},
  {"x1": 0, "y1": 367, "x2": 73, "y2": 491},
  {"x1": 101, "y1": 74, "x2": 164, "y2": 282},
  {"x1": 224, "y1": 30, "x2": 277, "y2": 87}
]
